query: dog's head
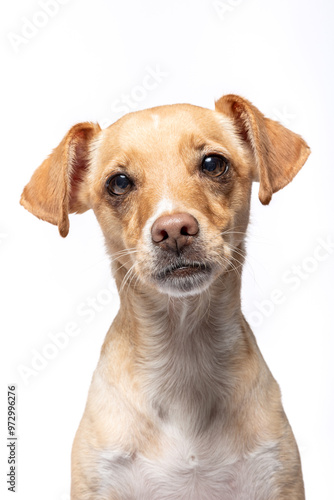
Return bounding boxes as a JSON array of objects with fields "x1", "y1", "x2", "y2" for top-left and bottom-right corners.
[{"x1": 21, "y1": 95, "x2": 310, "y2": 297}]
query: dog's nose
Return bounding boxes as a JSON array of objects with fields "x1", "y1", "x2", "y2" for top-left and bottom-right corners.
[{"x1": 151, "y1": 213, "x2": 199, "y2": 252}]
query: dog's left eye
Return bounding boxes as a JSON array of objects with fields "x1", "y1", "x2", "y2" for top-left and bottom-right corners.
[
  {"x1": 106, "y1": 174, "x2": 133, "y2": 196},
  {"x1": 202, "y1": 155, "x2": 229, "y2": 177}
]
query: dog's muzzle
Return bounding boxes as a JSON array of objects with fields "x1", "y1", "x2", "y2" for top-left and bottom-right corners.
[{"x1": 150, "y1": 213, "x2": 215, "y2": 296}]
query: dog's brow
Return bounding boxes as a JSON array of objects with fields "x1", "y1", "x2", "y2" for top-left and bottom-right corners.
[
  {"x1": 102, "y1": 157, "x2": 132, "y2": 176},
  {"x1": 178, "y1": 136, "x2": 232, "y2": 163},
  {"x1": 183, "y1": 135, "x2": 208, "y2": 151}
]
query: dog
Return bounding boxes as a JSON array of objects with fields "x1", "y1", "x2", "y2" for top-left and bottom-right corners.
[{"x1": 21, "y1": 94, "x2": 310, "y2": 499}]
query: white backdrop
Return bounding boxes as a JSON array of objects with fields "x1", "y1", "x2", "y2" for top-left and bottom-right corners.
[{"x1": 1, "y1": 0, "x2": 333, "y2": 499}]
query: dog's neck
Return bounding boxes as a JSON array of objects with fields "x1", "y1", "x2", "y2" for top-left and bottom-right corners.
[{"x1": 112, "y1": 261, "x2": 257, "y2": 433}]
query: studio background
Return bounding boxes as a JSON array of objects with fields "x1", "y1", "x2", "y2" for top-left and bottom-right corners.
[{"x1": 1, "y1": 0, "x2": 333, "y2": 499}]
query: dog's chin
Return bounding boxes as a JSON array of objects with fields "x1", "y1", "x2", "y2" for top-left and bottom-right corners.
[{"x1": 151, "y1": 262, "x2": 215, "y2": 297}]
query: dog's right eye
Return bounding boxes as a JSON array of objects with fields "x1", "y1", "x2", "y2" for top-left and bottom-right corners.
[{"x1": 106, "y1": 174, "x2": 133, "y2": 196}]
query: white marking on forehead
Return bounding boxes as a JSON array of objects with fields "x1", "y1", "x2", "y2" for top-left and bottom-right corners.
[{"x1": 150, "y1": 113, "x2": 160, "y2": 129}]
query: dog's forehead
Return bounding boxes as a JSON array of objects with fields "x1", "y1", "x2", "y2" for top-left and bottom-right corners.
[
  {"x1": 99, "y1": 104, "x2": 234, "y2": 159},
  {"x1": 112, "y1": 103, "x2": 222, "y2": 134}
]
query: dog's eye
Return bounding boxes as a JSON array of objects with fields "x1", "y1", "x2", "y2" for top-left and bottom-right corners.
[
  {"x1": 106, "y1": 174, "x2": 133, "y2": 196},
  {"x1": 202, "y1": 155, "x2": 229, "y2": 177}
]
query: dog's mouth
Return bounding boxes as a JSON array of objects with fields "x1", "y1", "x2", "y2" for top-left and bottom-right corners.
[
  {"x1": 156, "y1": 261, "x2": 210, "y2": 279},
  {"x1": 153, "y1": 260, "x2": 213, "y2": 296}
]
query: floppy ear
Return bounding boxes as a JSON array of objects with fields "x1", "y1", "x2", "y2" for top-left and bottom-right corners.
[
  {"x1": 215, "y1": 94, "x2": 310, "y2": 204},
  {"x1": 20, "y1": 122, "x2": 101, "y2": 237}
]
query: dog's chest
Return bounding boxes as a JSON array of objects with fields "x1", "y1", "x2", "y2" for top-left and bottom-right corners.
[
  {"x1": 133, "y1": 436, "x2": 240, "y2": 500},
  {"x1": 98, "y1": 427, "x2": 279, "y2": 500}
]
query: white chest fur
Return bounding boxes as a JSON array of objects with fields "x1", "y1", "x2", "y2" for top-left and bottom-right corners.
[{"x1": 97, "y1": 424, "x2": 280, "y2": 500}]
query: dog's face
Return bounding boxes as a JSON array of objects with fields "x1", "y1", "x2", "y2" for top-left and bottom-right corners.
[
  {"x1": 20, "y1": 95, "x2": 310, "y2": 297},
  {"x1": 90, "y1": 104, "x2": 253, "y2": 296}
]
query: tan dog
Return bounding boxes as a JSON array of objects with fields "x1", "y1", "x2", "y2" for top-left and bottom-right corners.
[{"x1": 21, "y1": 94, "x2": 310, "y2": 499}]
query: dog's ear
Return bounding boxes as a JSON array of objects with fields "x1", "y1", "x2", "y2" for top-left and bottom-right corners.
[
  {"x1": 20, "y1": 122, "x2": 101, "y2": 237},
  {"x1": 215, "y1": 94, "x2": 310, "y2": 205}
]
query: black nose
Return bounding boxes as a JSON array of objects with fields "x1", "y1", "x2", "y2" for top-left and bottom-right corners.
[{"x1": 151, "y1": 213, "x2": 199, "y2": 253}]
